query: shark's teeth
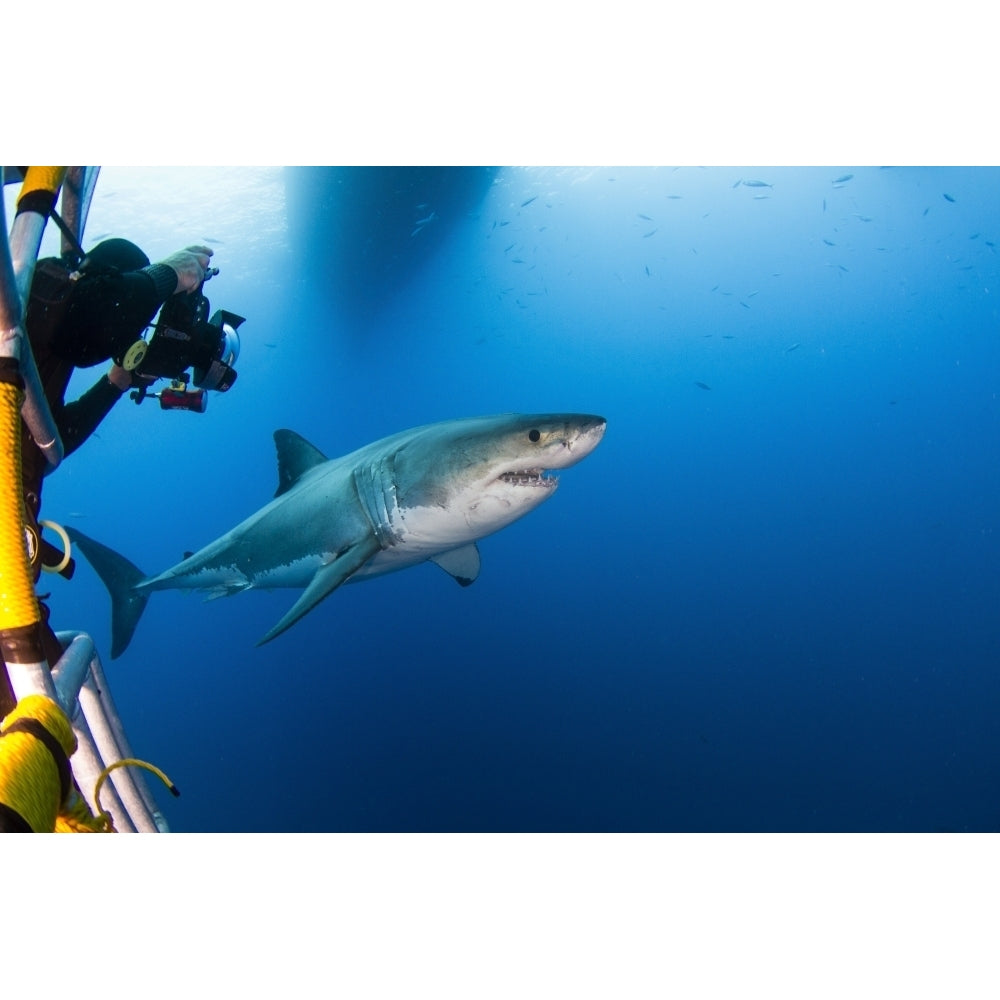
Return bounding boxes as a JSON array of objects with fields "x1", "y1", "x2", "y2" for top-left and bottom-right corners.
[{"x1": 499, "y1": 469, "x2": 556, "y2": 487}]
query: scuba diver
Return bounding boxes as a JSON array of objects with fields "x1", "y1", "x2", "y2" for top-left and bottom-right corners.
[{"x1": 20, "y1": 236, "x2": 244, "y2": 669}]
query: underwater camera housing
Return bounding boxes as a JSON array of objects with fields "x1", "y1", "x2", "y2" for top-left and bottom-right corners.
[{"x1": 124, "y1": 273, "x2": 245, "y2": 412}]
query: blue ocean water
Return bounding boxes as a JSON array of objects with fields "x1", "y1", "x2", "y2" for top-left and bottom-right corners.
[{"x1": 15, "y1": 166, "x2": 1000, "y2": 832}]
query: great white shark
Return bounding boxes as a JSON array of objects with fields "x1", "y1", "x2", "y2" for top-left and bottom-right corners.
[{"x1": 66, "y1": 412, "x2": 606, "y2": 658}]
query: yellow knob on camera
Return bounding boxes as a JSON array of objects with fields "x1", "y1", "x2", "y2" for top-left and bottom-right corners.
[{"x1": 122, "y1": 339, "x2": 148, "y2": 372}]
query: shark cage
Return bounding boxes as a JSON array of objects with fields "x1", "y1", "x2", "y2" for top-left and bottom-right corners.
[{"x1": 0, "y1": 166, "x2": 174, "y2": 833}]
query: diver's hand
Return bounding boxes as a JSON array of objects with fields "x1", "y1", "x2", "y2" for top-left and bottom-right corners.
[
  {"x1": 157, "y1": 245, "x2": 214, "y2": 295},
  {"x1": 107, "y1": 363, "x2": 132, "y2": 391},
  {"x1": 108, "y1": 363, "x2": 156, "y2": 392}
]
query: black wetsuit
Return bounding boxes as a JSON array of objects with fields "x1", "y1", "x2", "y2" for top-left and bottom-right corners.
[
  {"x1": 21, "y1": 259, "x2": 177, "y2": 519},
  {"x1": 18, "y1": 258, "x2": 177, "y2": 671}
]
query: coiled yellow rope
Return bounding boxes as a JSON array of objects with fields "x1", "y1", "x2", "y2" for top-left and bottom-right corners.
[
  {"x1": 0, "y1": 696, "x2": 178, "y2": 833},
  {"x1": 0, "y1": 694, "x2": 76, "y2": 832}
]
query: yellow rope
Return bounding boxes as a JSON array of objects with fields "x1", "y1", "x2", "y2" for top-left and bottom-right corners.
[
  {"x1": 0, "y1": 694, "x2": 76, "y2": 832},
  {"x1": 0, "y1": 379, "x2": 39, "y2": 631}
]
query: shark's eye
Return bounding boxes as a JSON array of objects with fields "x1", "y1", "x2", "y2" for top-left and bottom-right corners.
[{"x1": 528, "y1": 429, "x2": 541, "y2": 443}]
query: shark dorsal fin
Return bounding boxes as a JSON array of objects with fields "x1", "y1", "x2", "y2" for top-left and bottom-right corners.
[{"x1": 273, "y1": 429, "x2": 329, "y2": 497}]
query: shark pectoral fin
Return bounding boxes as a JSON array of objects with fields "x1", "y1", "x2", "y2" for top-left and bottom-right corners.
[
  {"x1": 256, "y1": 536, "x2": 381, "y2": 646},
  {"x1": 431, "y1": 543, "x2": 481, "y2": 587}
]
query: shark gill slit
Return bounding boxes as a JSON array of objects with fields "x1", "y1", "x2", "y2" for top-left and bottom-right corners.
[{"x1": 352, "y1": 457, "x2": 400, "y2": 550}]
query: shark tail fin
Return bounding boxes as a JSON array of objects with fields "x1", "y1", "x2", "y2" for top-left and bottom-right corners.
[{"x1": 64, "y1": 527, "x2": 150, "y2": 659}]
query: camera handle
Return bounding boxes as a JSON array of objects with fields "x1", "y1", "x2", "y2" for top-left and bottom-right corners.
[{"x1": 129, "y1": 378, "x2": 205, "y2": 413}]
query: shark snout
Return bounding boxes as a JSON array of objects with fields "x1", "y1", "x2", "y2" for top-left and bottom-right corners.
[
  {"x1": 566, "y1": 415, "x2": 606, "y2": 462},
  {"x1": 543, "y1": 414, "x2": 606, "y2": 469}
]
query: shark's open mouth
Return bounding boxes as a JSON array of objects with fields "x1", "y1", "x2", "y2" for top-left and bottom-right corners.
[{"x1": 499, "y1": 469, "x2": 557, "y2": 487}]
